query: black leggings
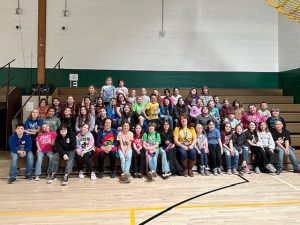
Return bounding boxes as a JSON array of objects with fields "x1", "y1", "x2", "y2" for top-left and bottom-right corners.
[
  {"x1": 132, "y1": 149, "x2": 145, "y2": 174},
  {"x1": 76, "y1": 151, "x2": 95, "y2": 173},
  {"x1": 250, "y1": 146, "x2": 273, "y2": 169},
  {"x1": 97, "y1": 151, "x2": 117, "y2": 173},
  {"x1": 208, "y1": 144, "x2": 221, "y2": 170}
]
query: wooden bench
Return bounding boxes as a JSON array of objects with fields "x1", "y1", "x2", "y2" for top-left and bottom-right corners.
[
  {"x1": 286, "y1": 123, "x2": 300, "y2": 133},
  {"x1": 53, "y1": 87, "x2": 283, "y2": 97},
  {"x1": 243, "y1": 104, "x2": 300, "y2": 112}
]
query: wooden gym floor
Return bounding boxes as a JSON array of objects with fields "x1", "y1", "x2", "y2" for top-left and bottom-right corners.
[{"x1": 0, "y1": 169, "x2": 299, "y2": 225}]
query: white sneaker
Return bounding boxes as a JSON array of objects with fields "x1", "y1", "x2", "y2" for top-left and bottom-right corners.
[
  {"x1": 255, "y1": 167, "x2": 261, "y2": 174},
  {"x1": 152, "y1": 171, "x2": 158, "y2": 178},
  {"x1": 35, "y1": 176, "x2": 40, "y2": 181},
  {"x1": 79, "y1": 170, "x2": 84, "y2": 179},
  {"x1": 90, "y1": 172, "x2": 97, "y2": 180}
]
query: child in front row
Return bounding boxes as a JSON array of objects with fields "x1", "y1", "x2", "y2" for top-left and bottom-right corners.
[
  {"x1": 35, "y1": 123, "x2": 56, "y2": 181},
  {"x1": 117, "y1": 122, "x2": 134, "y2": 183},
  {"x1": 132, "y1": 124, "x2": 145, "y2": 178},
  {"x1": 76, "y1": 124, "x2": 97, "y2": 180},
  {"x1": 221, "y1": 123, "x2": 239, "y2": 175},
  {"x1": 232, "y1": 124, "x2": 250, "y2": 174},
  {"x1": 8, "y1": 123, "x2": 33, "y2": 184},
  {"x1": 142, "y1": 122, "x2": 171, "y2": 180},
  {"x1": 195, "y1": 124, "x2": 209, "y2": 176}
]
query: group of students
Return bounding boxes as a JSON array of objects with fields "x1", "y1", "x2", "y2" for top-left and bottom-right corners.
[{"x1": 7, "y1": 77, "x2": 300, "y2": 185}]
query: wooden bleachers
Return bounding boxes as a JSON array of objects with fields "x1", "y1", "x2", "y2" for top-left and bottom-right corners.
[
  {"x1": 52, "y1": 87, "x2": 299, "y2": 145},
  {"x1": 1, "y1": 86, "x2": 299, "y2": 176}
]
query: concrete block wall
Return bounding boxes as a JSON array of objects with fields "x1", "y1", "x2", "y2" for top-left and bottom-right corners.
[{"x1": 0, "y1": 0, "x2": 278, "y2": 72}]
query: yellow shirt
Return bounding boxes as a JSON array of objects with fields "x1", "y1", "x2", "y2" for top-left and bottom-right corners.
[
  {"x1": 173, "y1": 127, "x2": 196, "y2": 145},
  {"x1": 146, "y1": 102, "x2": 159, "y2": 120}
]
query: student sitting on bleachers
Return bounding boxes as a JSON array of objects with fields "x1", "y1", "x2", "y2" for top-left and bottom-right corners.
[
  {"x1": 233, "y1": 124, "x2": 250, "y2": 174},
  {"x1": 142, "y1": 94, "x2": 162, "y2": 131},
  {"x1": 258, "y1": 102, "x2": 271, "y2": 120},
  {"x1": 8, "y1": 123, "x2": 33, "y2": 184},
  {"x1": 101, "y1": 76, "x2": 116, "y2": 105},
  {"x1": 171, "y1": 87, "x2": 182, "y2": 106},
  {"x1": 43, "y1": 106, "x2": 61, "y2": 132},
  {"x1": 35, "y1": 123, "x2": 56, "y2": 181},
  {"x1": 83, "y1": 84, "x2": 99, "y2": 106},
  {"x1": 132, "y1": 124, "x2": 145, "y2": 178},
  {"x1": 245, "y1": 122, "x2": 276, "y2": 174},
  {"x1": 143, "y1": 122, "x2": 171, "y2": 180},
  {"x1": 266, "y1": 108, "x2": 286, "y2": 132},
  {"x1": 76, "y1": 124, "x2": 96, "y2": 180},
  {"x1": 174, "y1": 97, "x2": 189, "y2": 126},
  {"x1": 47, "y1": 125, "x2": 77, "y2": 186},
  {"x1": 25, "y1": 109, "x2": 43, "y2": 156},
  {"x1": 232, "y1": 99, "x2": 244, "y2": 122},
  {"x1": 219, "y1": 98, "x2": 233, "y2": 123},
  {"x1": 271, "y1": 120, "x2": 300, "y2": 175},
  {"x1": 52, "y1": 98, "x2": 62, "y2": 119},
  {"x1": 185, "y1": 88, "x2": 199, "y2": 110},
  {"x1": 200, "y1": 86, "x2": 213, "y2": 106},
  {"x1": 95, "y1": 118, "x2": 118, "y2": 179},
  {"x1": 195, "y1": 124, "x2": 209, "y2": 176},
  {"x1": 117, "y1": 121, "x2": 134, "y2": 183},
  {"x1": 221, "y1": 122, "x2": 239, "y2": 175},
  {"x1": 241, "y1": 104, "x2": 265, "y2": 129},
  {"x1": 115, "y1": 80, "x2": 129, "y2": 98},
  {"x1": 75, "y1": 106, "x2": 95, "y2": 133}
]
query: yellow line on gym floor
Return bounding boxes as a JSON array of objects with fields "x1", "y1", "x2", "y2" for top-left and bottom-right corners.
[{"x1": 0, "y1": 200, "x2": 300, "y2": 217}]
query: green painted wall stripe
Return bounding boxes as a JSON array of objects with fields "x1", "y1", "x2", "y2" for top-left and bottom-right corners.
[
  {"x1": 0, "y1": 68, "x2": 279, "y2": 94},
  {"x1": 279, "y1": 68, "x2": 300, "y2": 103}
]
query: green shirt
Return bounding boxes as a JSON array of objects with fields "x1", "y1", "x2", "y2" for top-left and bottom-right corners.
[
  {"x1": 133, "y1": 102, "x2": 146, "y2": 114},
  {"x1": 142, "y1": 131, "x2": 161, "y2": 146}
]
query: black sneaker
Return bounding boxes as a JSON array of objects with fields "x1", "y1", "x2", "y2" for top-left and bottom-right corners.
[
  {"x1": 275, "y1": 168, "x2": 282, "y2": 175},
  {"x1": 61, "y1": 175, "x2": 69, "y2": 186},
  {"x1": 47, "y1": 173, "x2": 56, "y2": 184},
  {"x1": 138, "y1": 173, "x2": 143, "y2": 178},
  {"x1": 98, "y1": 172, "x2": 104, "y2": 179},
  {"x1": 133, "y1": 173, "x2": 138, "y2": 178},
  {"x1": 293, "y1": 168, "x2": 300, "y2": 174},
  {"x1": 25, "y1": 175, "x2": 33, "y2": 181},
  {"x1": 110, "y1": 171, "x2": 116, "y2": 179},
  {"x1": 8, "y1": 177, "x2": 16, "y2": 184}
]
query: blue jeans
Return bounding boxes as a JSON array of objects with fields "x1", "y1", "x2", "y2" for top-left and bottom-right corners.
[
  {"x1": 35, "y1": 151, "x2": 53, "y2": 176},
  {"x1": 147, "y1": 148, "x2": 170, "y2": 172},
  {"x1": 224, "y1": 147, "x2": 239, "y2": 169},
  {"x1": 275, "y1": 146, "x2": 299, "y2": 170},
  {"x1": 50, "y1": 151, "x2": 75, "y2": 175},
  {"x1": 9, "y1": 151, "x2": 33, "y2": 178},
  {"x1": 160, "y1": 115, "x2": 173, "y2": 130},
  {"x1": 177, "y1": 147, "x2": 197, "y2": 161},
  {"x1": 118, "y1": 149, "x2": 133, "y2": 173},
  {"x1": 236, "y1": 145, "x2": 249, "y2": 162},
  {"x1": 199, "y1": 148, "x2": 208, "y2": 167}
]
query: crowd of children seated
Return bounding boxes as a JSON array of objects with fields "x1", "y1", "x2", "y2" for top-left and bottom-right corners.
[{"x1": 7, "y1": 77, "x2": 300, "y2": 185}]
